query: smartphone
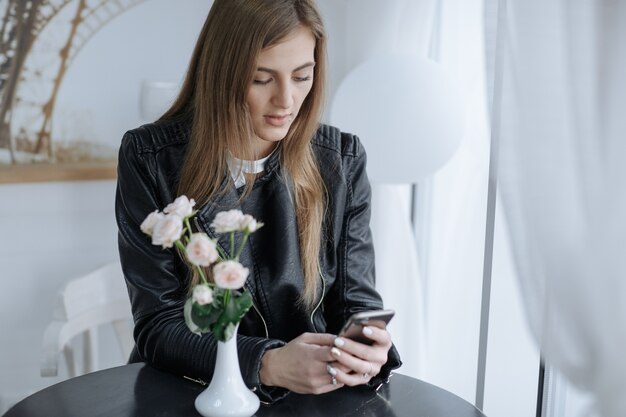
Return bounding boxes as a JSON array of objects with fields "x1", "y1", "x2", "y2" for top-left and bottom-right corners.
[{"x1": 338, "y1": 309, "x2": 395, "y2": 345}]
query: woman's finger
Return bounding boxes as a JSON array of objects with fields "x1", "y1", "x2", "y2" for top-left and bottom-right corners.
[
  {"x1": 329, "y1": 345, "x2": 380, "y2": 376},
  {"x1": 359, "y1": 325, "x2": 391, "y2": 345},
  {"x1": 333, "y1": 333, "x2": 390, "y2": 365},
  {"x1": 333, "y1": 366, "x2": 373, "y2": 387},
  {"x1": 297, "y1": 332, "x2": 338, "y2": 346}
]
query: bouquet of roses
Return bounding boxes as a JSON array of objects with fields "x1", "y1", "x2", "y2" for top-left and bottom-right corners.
[{"x1": 140, "y1": 196, "x2": 262, "y2": 342}]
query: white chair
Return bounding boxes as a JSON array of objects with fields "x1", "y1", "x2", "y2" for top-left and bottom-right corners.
[{"x1": 40, "y1": 261, "x2": 134, "y2": 377}]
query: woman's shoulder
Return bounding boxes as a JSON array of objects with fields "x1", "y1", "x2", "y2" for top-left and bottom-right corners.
[
  {"x1": 312, "y1": 123, "x2": 366, "y2": 160},
  {"x1": 121, "y1": 117, "x2": 191, "y2": 155}
]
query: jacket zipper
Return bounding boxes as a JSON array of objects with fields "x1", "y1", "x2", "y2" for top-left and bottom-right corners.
[
  {"x1": 310, "y1": 266, "x2": 326, "y2": 331},
  {"x1": 194, "y1": 217, "x2": 269, "y2": 339}
]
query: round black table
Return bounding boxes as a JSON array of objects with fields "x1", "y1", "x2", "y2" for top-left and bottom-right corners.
[{"x1": 4, "y1": 363, "x2": 487, "y2": 417}]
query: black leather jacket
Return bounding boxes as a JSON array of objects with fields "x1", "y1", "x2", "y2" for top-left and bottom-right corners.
[{"x1": 115, "y1": 118, "x2": 402, "y2": 403}]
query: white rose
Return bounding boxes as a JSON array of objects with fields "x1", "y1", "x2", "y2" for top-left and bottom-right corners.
[
  {"x1": 185, "y1": 233, "x2": 219, "y2": 266},
  {"x1": 239, "y1": 214, "x2": 263, "y2": 233},
  {"x1": 151, "y1": 214, "x2": 184, "y2": 248},
  {"x1": 164, "y1": 195, "x2": 196, "y2": 218},
  {"x1": 213, "y1": 260, "x2": 249, "y2": 290},
  {"x1": 192, "y1": 284, "x2": 214, "y2": 305},
  {"x1": 140, "y1": 210, "x2": 164, "y2": 236},
  {"x1": 211, "y1": 209, "x2": 245, "y2": 233}
]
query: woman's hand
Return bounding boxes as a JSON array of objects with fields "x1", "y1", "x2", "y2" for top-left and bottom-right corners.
[
  {"x1": 259, "y1": 332, "x2": 348, "y2": 394},
  {"x1": 328, "y1": 325, "x2": 392, "y2": 386}
]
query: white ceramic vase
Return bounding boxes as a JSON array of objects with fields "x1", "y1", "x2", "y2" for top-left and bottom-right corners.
[{"x1": 194, "y1": 326, "x2": 260, "y2": 417}]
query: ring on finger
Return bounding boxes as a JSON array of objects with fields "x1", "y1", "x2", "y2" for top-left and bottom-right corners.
[
  {"x1": 331, "y1": 375, "x2": 337, "y2": 385},
  {"x1": 362, "y1": 362, "x2": 373, "y2": 380}
]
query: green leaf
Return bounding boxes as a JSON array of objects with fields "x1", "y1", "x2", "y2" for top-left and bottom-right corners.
[
  {"x1": 209, "y1": 290, "x2": 253, "y2": 341},
  {"x1": 191, "y1": 301, "x2": 220, "y2": 331},
  {"x1": 225, "y1": 290, "x2": 252, "y2": 323},
  {"x1": 183, "y1": 298, "x2": 202, "y2": 335},
  {"x1": 211, "y1": 287, "x2": 226, "y2": 309},
  {"x1": 223, "y1": 322, "x2": 237, "y2": 341},
  {"x1": 211, "y1": 314, "x2": 229, "y2": 341},
  {"x1": 233, "y1": 290, "x2": 253, "y2": 319}
]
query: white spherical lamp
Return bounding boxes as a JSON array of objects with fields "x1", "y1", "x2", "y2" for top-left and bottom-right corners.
[{"x1": 330, "y1": 55, "x2": 465, "y2": 183}]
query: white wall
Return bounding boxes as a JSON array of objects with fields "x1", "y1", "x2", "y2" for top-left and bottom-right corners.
[
  {"x1": 0, "y1": 181, "x2": 119, "y2": 410},
  {"x1": 0, "y1": 1, "x2": 211, "y2": 412}
]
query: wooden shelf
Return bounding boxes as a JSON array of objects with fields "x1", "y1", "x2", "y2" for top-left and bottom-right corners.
[{"x1": 0, "y1": 161, "x2": 117, "y2": 184}]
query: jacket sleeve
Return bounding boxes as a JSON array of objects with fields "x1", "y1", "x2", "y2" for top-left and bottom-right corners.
[
  {"x1": 325, "y1": 133, "x2": 402, "y2": 387},
  {"x1": 115, "y1": 131, "x2": 288, "y2": 403}
]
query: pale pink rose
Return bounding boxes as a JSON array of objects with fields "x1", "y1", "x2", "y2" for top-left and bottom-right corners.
[
  {"x1": 140, "y1": 210, "x2": 164, "y2": 236},
  {"x1": 163, "y1": 195, "x2": 196, "y2": 218},
  {"x1": 192, "y1": 284, "x2": 214, "y2": 305},
  {"x1": 185, "y1": 233, "x2": 219, "y2": 266},
  {"x1": 239, "y1": 214, "x2": 263, "y2": 233},
  {"x1": 151, "y1": 214, "x2": 183, "y2": 248},
  {"x1": 210, "y1": 209, "x2": 245, "y2": 233},
  {"x1": 213, "y1": 260, "x2": 249, "y2": 289}
]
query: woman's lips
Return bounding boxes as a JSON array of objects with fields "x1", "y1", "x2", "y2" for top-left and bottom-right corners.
[{"x1": 264, "y1": 114, "x2": 291, "y2": 127}]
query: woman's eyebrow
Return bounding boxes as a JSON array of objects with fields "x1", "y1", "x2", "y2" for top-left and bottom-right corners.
[{"x1": 256, "y1": 62, "x2": 316, "y2": 74}]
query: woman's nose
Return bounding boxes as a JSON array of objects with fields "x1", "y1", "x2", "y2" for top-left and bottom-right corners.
[{"x1": 272, "y1": 81, "x2": 294, "y2": 109}]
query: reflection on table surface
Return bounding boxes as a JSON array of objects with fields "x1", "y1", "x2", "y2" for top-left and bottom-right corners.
[{"x1": 4, "y1": 363, "x2": 487, "y2": 417}]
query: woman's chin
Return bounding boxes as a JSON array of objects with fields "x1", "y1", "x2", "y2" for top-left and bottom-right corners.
[{"x1": 257, "y1": 129, "x2": 289, "y2": 144}]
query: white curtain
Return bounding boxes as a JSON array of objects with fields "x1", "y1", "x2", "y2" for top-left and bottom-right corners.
[
  {"x1": 370, "y1": 186, "x2": 424, "y2": 379},
  {"x1": 496, "y1": 1, "x2": 626, "y2": 416},
  {"x1": 417, "y1": 0, "x2": 493, "y2": 402},
  {"x1": 341, "y1": 0, "x2": 492, "y2": 400}
]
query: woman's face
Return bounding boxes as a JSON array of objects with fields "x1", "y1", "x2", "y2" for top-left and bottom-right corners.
[{"x1": 246, "y1": 26, "x2": 316, "y2": 157}]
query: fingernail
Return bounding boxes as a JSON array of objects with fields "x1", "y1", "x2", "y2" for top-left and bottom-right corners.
[
  {"x1": 326, "y1": 364, "x2": 337, "y2": 376},
  {"x1": 334, "y1": 337, "x2": 345, "y2": 347},
  {"x1": 363, "y1": 326, "x2": 373, "y2": 336},
  {"x1": 331, "y1": 347, "x2": 342, "y2": 357}
]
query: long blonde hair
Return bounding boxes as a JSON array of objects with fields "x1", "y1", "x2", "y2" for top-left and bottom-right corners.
[{"x1": 161, "y1": 0, "x2": 327, "y2": 311}]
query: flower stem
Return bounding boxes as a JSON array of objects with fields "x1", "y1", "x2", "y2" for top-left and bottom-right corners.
[
  {"x1": 215, "y1": 244, "x2": 227, "y2": 260},
  {"x1": 224, "y1": 289, "x2": 231, "y2": 307},
  {"x1": 175, "y1": 239, "x2": 207, "y2": 282},
  {"x1": 230, "y1": 232, "x2": 235, "y2": 259},
  {"x1": 234, "y1": 231, "x2": 249, "y2": 261},
  {"x1": 174, "y1": 240, "x2": 187, "y2": 254},
  {"x1": 194, "y1": 265, "x2": 208, "y2": 284},
  {"x1": 184, "y1": 217, "x2": 193, "y2": 239}
]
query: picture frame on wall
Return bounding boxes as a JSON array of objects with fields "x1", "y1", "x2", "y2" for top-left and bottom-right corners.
[{"x1": 0, "y1": 0, "x2": 151, "y2": 184}]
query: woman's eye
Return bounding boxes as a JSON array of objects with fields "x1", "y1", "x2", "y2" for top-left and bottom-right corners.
[
  {"x1": 294, "y1": 76, "x2": 312, "y2": 82},
  {"x1": 253, "y1": 79, "x2": 272, "y2": 85}
]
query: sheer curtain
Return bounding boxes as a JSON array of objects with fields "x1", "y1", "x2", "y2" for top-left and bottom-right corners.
[
  {"x1": 495, "y1": 1, "x2": 626, "y2": 416},
  {"x1": 341, "y1": 0, "x2": 492, "y2": 400},
  {"x1": 417, "y1": 0, "x2": 493, "y2": 402}
]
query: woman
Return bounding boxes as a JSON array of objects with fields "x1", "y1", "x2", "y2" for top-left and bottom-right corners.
[{"x1": 115, "y1": 0, "x2": 401, "y2": 403}]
